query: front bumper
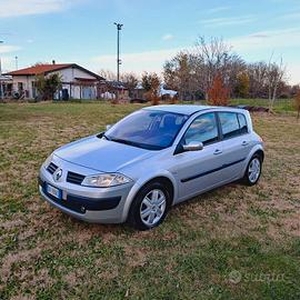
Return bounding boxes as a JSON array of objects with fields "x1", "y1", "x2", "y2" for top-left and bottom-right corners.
[{"x1": 38, "y1": 156, "x2": 134, "y2": 224}]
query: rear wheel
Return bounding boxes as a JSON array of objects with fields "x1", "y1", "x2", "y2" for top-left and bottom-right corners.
[
  {"x1": 128, "y1": 182, "x2": 170, "y2": 230},
  {"x1": 242, "y1": 154, "x2": 262, "y2": 186}
]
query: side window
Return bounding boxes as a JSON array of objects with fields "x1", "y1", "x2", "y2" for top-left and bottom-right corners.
[
  {"x1": 238, "y1": 113, "x2": 248, "y2": 134},
  {"x1": 219, "y1": 112, "x2": 240, "y2": 139},
  {"x1": 183, "y1": 113, "x2": 218, "y2": 145}
]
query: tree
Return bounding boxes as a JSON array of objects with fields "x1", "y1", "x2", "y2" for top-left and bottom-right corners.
[
  {"x1": 246, "y1": 62, "x2": 269, "y2": 98},
  {"x1": 121, "y1": 73, "x2": 139, "y2": 98},
  {"x1": 234, "y1": 72, "x2": 250, "y2": 98},
  {"x1": 163, "y1": 52, "x2": 196, "y2": 101},
  {"x1": 141, "y1": 72, "x2": 161, "y2": 105},
  {"x1": 193, "y1": 36, "x2": 245, "y2": 100},
  {"x1": 207, "y1": 73, "x2": 230, "y2": 106},
  {"x1": 35, "y1": 73, "x2": 62, "y2": 100}
]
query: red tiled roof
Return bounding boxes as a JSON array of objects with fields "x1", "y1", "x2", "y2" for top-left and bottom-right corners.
[{"x1": 6, "y1": 64, "x2": 73, "y2": 76}]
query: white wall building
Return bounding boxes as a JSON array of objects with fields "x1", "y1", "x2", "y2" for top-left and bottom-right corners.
[{"x1": 5, "y1": 63, "x2": 104, "y2": 100}]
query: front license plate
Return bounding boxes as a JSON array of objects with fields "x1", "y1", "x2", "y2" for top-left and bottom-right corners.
[{"x1": 46, "y1": 184, "x2": 62, "y2": 200}]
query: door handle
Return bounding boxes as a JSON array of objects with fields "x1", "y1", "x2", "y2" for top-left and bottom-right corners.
[
  {"x1": 242, "y1": 141, "x2": 249, "y2": 146},
  {"x1": 213, "y1": 149, "x2": 222, "y2": 155}
]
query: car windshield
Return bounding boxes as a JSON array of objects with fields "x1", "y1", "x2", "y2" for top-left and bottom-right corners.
[{"x1": 103, "y1": 109, "x2": 189, "y2": 150}]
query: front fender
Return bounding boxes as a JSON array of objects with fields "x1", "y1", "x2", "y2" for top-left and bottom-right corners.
[{"x1": 120, "y1": 170, "x2": 178, "y2": 222}]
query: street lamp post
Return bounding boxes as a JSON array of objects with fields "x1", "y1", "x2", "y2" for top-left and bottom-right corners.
[
  {"x1": 0, "y1": 40, "x2": 4, "y2": 100},
  {"x1": 114, "y1": 22, "x2": 123, "y2": 82}
]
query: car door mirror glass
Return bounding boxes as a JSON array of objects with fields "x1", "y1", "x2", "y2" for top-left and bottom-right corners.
[{"x1": 183, "y1": 141, "x2": 204, "y2": 152}]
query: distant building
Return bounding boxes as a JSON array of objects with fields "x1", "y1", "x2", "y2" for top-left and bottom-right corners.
[
  {"x1": 159, "y1": 85, "x2": 178, "y2": 99},
  {"x1": 5, "y1": 62, "x2": 104, "y2": 100},
  {"x1": 98, "y1": 80, "x2": 129, "y2": 103},
  {"x1": 0, "y1": 75, "x2": 13, "y2": 99}
]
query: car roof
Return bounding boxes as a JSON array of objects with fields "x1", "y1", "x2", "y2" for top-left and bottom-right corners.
[{"x1": 143, "y1": 104, "x2": 247, "y2": 116}]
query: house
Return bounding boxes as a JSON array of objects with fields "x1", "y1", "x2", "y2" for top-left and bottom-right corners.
[{"x1": 5, "y1": 62, "x2": 104, "y2": 100}]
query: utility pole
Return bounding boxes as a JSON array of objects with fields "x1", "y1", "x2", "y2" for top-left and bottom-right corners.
[
  {"x1": 0, "y1": 40, "x2": 3, "y2": 100},
  {"x1": 114, "y1": 22, "x2": 123, "y2": 102}
]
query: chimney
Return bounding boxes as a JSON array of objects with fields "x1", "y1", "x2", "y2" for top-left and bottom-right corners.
[{"x1": 52, "y1": 60, "x2": 55, "y2": 65}]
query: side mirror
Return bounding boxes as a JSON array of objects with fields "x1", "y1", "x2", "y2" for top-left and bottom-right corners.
[
  {"x1": 183, "y1": 141, "x2": 204, "y2": 152},
  {"x1": 105, "y1": 124, "x2": 112, "y2": 130}
]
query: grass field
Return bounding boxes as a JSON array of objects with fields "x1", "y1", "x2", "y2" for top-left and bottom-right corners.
[{"x1": 0, "y1": 102, "x2": 299, "y2": 299}]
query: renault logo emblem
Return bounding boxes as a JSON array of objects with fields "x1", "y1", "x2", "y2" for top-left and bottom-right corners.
[{"x1": 53, "y1": 168, "x2": 63, "y2": 181}]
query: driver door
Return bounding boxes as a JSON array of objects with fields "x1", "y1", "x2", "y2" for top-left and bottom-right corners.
[{"x1": 170, "y1": 112, "x2": 225, "y2": 203}]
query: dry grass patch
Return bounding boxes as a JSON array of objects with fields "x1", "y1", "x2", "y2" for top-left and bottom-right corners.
[{"x1": 0, "y1": 103, "x2": 299, "y2": 299}]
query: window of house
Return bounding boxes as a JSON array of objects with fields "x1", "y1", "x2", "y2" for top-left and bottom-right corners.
[
  {"x1": 183, "y1": 113, "x2": 219, "y2": 145},
  {"x1": 18, "y1": 82, "x2": 23, "y2": 91}
]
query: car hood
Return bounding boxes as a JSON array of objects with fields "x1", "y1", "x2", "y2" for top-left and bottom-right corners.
[{"x1": 54, "y1": 135, "x2": 154, "y2": 173}]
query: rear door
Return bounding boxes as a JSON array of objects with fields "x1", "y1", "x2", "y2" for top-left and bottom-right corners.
[{"x1": 217, "y1": 111, "x2": 252, "y2": 181}]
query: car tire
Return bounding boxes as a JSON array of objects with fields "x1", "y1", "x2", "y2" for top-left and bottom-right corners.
[
  {"x1": 128, "y1": 182, "x2": 170, "y2": 230},
  {"x1": 242, "y1": 154, "x2": 262, "y2": 186}
]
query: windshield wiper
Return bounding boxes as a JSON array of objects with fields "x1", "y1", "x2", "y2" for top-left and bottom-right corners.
[
  {"x1": 110, "y1": 137, "x2": 136, "y2": 147},
  {"x1": 102, "y1": 133, "x2": 111, "y2": 141}
]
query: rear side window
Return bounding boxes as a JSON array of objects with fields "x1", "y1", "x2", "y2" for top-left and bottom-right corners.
[
  {"x1": 238, "y1": 113, "x2": 248, "y2": 134},
  {"x1": 219, "y1": 112, "x2": 248, "y2": 139}
]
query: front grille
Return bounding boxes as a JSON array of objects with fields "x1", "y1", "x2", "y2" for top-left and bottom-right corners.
[
  {"x1": 47, "y1": 162, "x2": 58, "y2": 174},
  {"x1": 67, "y1": 171, "x2": 85, "y2": 185}
]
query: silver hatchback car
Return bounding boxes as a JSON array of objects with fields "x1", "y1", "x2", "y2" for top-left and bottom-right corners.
[{"x1": 39, "y1": 105, "x2": 264, "y2": 230}]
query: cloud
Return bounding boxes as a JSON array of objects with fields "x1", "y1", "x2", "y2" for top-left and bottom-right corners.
[
  {"x1": 206, "y1": 6, "x2": 230, "y2": 14},
  {"x1": 0, "y1": 0, "x2": 81, "y2": 18},
  {"x1": 200, "y1": 16, "x2": 255, "y2": 27},
  {"x1": 92, "y1": 48, "x2": 183, "y2": 74},
  {"x1": 279, "y1": 12, "x2": 300, "y2": 20},
  {"x1": 229, "y1": 27, "x2": 300, "y2": 52},
  {"x1": 162, "y1": 34, "x2": 174, "y2": 41},
  {"x1": 0, "y1": 44, "x2": 21, "y2": 54},
  {"x1": 227, "y1": 27, "x2": 300, "y2": 84}
]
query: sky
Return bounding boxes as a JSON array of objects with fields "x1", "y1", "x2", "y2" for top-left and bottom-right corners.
[{"x1": 0, "y1": 0, "x2": 300, "y2": 84}]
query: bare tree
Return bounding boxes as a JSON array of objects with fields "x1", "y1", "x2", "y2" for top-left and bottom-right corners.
[
  {"x1": 266, "y1": 56, "x2": 286, "y2": 111},
  {"x1": 98, "y1": 69, "x2": 116, "y2": 81},
  {"x1": 246, "y1": 62, "x2": 269, "y2": 98},
  {"x1": 192, "y1": 36, "x2": 245, "y2": 100}
]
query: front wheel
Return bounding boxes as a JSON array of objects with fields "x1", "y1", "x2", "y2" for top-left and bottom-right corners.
[
  {"x1": 242, "y1": 154, "x2": 262, "y2": 186},
  {"x1": 128, "y1": 182, "x2": 170, "y2": 230}
]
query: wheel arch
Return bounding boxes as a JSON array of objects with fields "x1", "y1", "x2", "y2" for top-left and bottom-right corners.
[
  {"x1": 253, "y1": 149, "x2": 264, "y2": 162},
  {"x1": 121, "y1": 174, "x2": 176, "y2": 223},
  {"x1": 141, "y1": 176, "x2": 174, "y2": 205}
]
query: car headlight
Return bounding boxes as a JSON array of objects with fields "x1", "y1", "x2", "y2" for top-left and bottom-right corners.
[
  {"x1": 81, "y1": 173, "x2": 132, "y2": 188},
  {"x1": 42, "y1": 154, "x2": 53, "y2": 169}
]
